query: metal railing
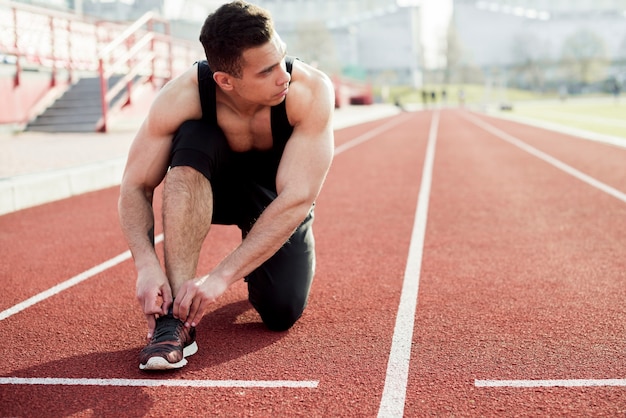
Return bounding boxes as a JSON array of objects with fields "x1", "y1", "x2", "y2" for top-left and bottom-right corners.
[
  {"x1": 0, "y1": 0, "x2": 202, "y2": 131},
  {"x1": 96, "y1": 11, "x2": 200, "y2": 131},
  {"x1": 96, "y1": 11, "x2": 169, "y2": 132},
  {"x1": 0, "y1": 0, "x2": 123, "y2": 87}
]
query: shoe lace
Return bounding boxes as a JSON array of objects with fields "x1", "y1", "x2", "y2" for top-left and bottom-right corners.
[{"x1": 151, "y1": 314, "x2": 183, "y2": 343}]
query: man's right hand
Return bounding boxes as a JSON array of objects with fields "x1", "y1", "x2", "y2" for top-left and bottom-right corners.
[{"x1": 135, "y1": 265, "x2": 173, "y2": 340}]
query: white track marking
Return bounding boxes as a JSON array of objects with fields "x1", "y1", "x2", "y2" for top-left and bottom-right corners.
[
  {"x1": 0, "y1": 234, "x2": 163, "y2": 321},
  {"x1": 1, "y1": 114, "x2": 411, "y2": 322},
  {"x1": 463, "y1": 113, "x2": 626, "y2": 391},
  {"x1": 0, "y1": 377, "x2": 318, "y2": 388},
  {"x1": 378, "y1": 111, "x2": 440, "y2": 418},
  {"x1": 334, "y1": 113, "x2": 413, "y2": 155},
  {"x1": 476, "y1": 379, "x2": 626, "y2": 388},
  {"x1": 0, "y1": 114, "x2": 412, "y2": 390},
  {"x1": 463, "y1": 113, "x2": 626, "y2": 204}
]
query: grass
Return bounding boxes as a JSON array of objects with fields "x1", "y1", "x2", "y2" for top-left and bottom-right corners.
[
  {"x1": 504, "y1": 99, "x2": 626, "y2": 138},
  {"x1": 381, "y1": 84, "x2": 552, "y2": 106},
  {"x1": 380, "y1": 84, "x2": 626, "y2": 139}
]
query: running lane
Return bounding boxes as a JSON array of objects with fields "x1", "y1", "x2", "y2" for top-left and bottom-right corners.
[
  {"x1": 0, "y1": 112, "x2": 431, "y2": 417},
  {"x1": 403, "y1": 110, "x2": 626, "y2": 416}
]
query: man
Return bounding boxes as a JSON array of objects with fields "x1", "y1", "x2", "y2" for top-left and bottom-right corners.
[{"x1": 118, "y1": 0, "x2": 334, "y2": 370}]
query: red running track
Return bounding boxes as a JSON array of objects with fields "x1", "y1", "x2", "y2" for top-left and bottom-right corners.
[{"x1": 1, "y1": 109, "x2": 625, "y2": 416}]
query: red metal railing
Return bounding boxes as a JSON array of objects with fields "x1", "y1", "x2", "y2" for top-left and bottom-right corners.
[
  {"x1": 0, "y1": 1, "x2": 123, "y2": 88},
  {"x1": 0, "y1": 1, "x2": 202, "y2": 131},
  {"x1": 96, "y1": 11, "x2": 200, "y2": 131},
  {"x1": 96, "y1": 11, "x2": 170, "y2": 132}
]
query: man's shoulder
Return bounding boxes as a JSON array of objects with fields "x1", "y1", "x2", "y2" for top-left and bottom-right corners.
[
  {"x1": 287, "y1": 61, "x2": 334, "y2": 129},
  {"x1": 290, "y1": 61, "x2": 333, "y2": 106},
  {"x1": 146, "y1": 65, "x2": 202, "y2": 132}
]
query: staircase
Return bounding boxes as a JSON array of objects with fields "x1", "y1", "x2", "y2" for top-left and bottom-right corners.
[
  {"x1": 3, "y1": 2, "x2": 202, "y2": 133},
  {"x1": 26, "y1": 76, "x2": 126, "y2": 133}
]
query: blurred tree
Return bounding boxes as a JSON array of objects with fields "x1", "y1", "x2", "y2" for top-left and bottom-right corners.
[
  {"x1": 561, "y1": 29, "x2": 608, "y2": 85},
  {"x1": 510, "y1": 32, "x2": 550, "y2": 91},
  {"x1": 442, "y1": 22, "x2": 463, "y2": 85},
  {"x1": 618, "y1": 35, "x2": 626, "y2": 61},
  {"x1": 292, "y1": 20, "x2": 340, "y2": 75}
]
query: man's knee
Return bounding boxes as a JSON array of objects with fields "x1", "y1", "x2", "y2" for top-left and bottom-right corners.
[{"x1": 256, "y1": 297, "x2": 307, "y2": 332}]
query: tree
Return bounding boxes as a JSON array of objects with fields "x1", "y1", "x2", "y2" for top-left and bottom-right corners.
[
  {"x1": 561, "y1": 29, "x2": 608, "y2": 85},
  {"x1": 442, "y1": 21, "x2": 463, "y2": 84},
  {"x1": 509, "y1": 32, "x2": 551, "y2": 91},
  {"x1": 292, "y1": 20, "x2": 340, "y2": 75}
]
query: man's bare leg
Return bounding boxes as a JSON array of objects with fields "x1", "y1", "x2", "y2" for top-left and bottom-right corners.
[
  {"x1": 138, "y1": 166, "x2": 210, "y2": 370},
  {"x1": 162, "y1": 165, "x2": 213, "y2": 296}
]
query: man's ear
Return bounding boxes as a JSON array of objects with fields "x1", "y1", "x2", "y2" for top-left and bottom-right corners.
[{"x1": 213, "y1": 71, "x2": 234, "y2": 91}]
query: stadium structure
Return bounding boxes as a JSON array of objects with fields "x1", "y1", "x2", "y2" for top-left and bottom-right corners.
[{"x1": 451, "y1": 0, "x2": 626, "y2": 90}]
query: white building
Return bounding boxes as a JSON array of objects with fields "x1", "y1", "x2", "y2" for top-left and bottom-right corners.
[
  {"x1": 254, "y1": 0, "x2": 423, "y2": 86},
  {"x1": 452, "y1": 0, "x2": 626, "y2": 78}
]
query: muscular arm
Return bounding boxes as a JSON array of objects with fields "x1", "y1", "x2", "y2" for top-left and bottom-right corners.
[
  {"x1": 175, "y1": 62, "x2": 335, "y2": 327},
  {"x1": 118, "y1": 65, "x2": 201, "y2": 336}
]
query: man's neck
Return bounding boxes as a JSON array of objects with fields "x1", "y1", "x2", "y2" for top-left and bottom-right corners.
[{"x1": 216, "y1": 86, "x2": 269, "y2": 118}]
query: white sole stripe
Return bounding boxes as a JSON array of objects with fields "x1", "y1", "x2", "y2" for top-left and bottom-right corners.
[
  {"x1": 476, "y1": 379, "x2": 626, "y2": 388},
  {"x1": 0, "y1": 377, "x2": 318, "y2": 388}
]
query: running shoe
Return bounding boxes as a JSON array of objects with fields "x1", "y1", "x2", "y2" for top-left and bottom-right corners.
[{"x1": 139, "y1": 313, "x2": 198, "y2": 370}]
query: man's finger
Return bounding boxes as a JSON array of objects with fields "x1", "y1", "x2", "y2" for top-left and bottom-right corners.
[
  {"x1": 145, "y1": 314, "x2": 156, "y2": 340},
  {"x1": 172, "y1": 289, "x2": 185, "y2": 320},
  {"x1": 161, "y1": 285, "x2": 173, "y2": 315},
  {"x1": 186, "y1": 298, "x2": 201, "y2": 327},
  {"x1": 189, "y1": 299, "x2": 208, "y2": 328}
]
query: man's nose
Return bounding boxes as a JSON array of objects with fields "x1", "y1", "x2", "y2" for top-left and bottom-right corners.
[{"x1": 278, "y1": 66, "x2": 291, "y2": 86}]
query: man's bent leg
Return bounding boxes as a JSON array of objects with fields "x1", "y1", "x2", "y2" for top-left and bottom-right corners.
[
  {"x1": 162, "y1": 165, "x2": 213, "y2": 295},
  {"x1": 141, "y1": 119, "x2": 226, "y2": 370},
  {"x1": 165, "y1": 119, "x2": 235, "y2": 294},
  {"x1": 246, "y1": 211, "x2": 316, "y2": 332}
]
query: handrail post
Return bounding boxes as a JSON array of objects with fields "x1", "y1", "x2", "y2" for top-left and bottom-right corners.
[
  {"x1": 66, "y1": 19, "x2": 73, "y2": 83},
  {"x1": 148, "y1": 19, "x2": 155, "y2": 85},
  {"x1": 49, "y1": 15, "x2": 56, "y2": 87},
  {"x1": 12, "y1": 7, "x2": 20, "y2": 87},
  {"x1": 98, "y1": 58, "x2": 108, "y2": 132},
  {"x1": 165, "y1": 20, "x2": 173, "y2": 82}
]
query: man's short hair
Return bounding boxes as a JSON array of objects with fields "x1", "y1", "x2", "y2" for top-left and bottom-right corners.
[{"x1": 199, "y1": 1, "x2": 275, "y2": 77}]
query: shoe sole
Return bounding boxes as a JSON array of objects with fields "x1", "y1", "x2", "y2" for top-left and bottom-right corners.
[{"x1": 139, "y1": 341, "x2": 199, "y2": 371}]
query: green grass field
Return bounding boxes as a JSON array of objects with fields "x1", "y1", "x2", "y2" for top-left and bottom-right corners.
[
  {"x1": 384, "y1": 84, "x2": 626, "y2": 139},
  {"x1": 500, "y1": 99, "x2": 626, "y2": 138}
]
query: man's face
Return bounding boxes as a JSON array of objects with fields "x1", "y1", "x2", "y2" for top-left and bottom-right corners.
[{"x1": 233, "y1": 34, "x2": 291, "y2": 106}]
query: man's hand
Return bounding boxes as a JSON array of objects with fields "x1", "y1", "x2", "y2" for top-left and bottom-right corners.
[
  {"x1": 136, "y1": 265, "x2": 173, "y2": 340},
  {"x1": 173, "y1": 275, "x2": 229, "y2": 328}
]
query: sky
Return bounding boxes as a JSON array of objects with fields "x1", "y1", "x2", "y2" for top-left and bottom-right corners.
[
  {"x1": 420, "y1": 0, "x2": 454, "y2": 68},
  {"x1": 163, "y1": 0, "x2": 454, "y2": 68}
]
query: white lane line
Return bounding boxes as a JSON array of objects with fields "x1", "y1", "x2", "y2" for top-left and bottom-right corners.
[
  {"x1": 378, "y1": 111, "x2": 440, "y2": 418},
  {"x1": 1, "y1": 113, "x2": 412, "y2": 322},
  {"x1": 334, "y1": 113, "x2": 413, "y2": 155},
  {"x1": 462, "y1": 112, "x2": 626, "y2": 204},
  {"x1": 0, "y1": 377, "x2": 318, "y2": 388},
  {"x1": 462, "y1": 114, "x2": 626, "y2": 391},
  {"x1": 476, "y1": 379, "x2": 626, "y2": 388},
  {"x1": 0, "y1": 234, "x2": 163, "y2": 322}
]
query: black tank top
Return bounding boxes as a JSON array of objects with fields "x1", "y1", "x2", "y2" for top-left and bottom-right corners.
[
  {"x1": 196, "y1": 57, "x2": 296, "y2": 189},
  {"x1": 196, "y1": 57, "x2": 295, "y2": 149}
]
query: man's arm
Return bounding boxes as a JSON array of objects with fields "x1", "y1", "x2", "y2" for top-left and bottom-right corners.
[
  {"x1": 174, "y1": 62, "x2": 335, "y2": 327},
  {"x1": 118, "y1": 65, "x2": 201, "y2": 337}
]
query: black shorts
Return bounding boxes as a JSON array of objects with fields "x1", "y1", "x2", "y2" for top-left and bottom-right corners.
[{"x1": 169, "y1": 119, "x2": 315, "y2": 331}]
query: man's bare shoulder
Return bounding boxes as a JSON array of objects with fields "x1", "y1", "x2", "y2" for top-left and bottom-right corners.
[
  {"x1": 287, "y1": 60, "x2": 334, "y2": 127},
  {"x1": 144, "y1": 64, "x2": 203, "y2": 136}
]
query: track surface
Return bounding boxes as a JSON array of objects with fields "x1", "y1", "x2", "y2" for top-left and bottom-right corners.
[{"x1": 1, "y1": 109, "x2": 625, "y2": 416}]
